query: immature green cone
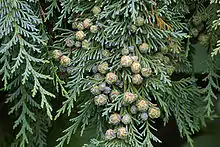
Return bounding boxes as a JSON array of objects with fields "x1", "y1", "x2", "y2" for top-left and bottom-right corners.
[
  {"x1": 60, "y1": 55, "x2": 70, "y2": 67},
  {"x1": 66, "y1": 39, "x2": 74, "y2": 47},
  {"x1": 140, "y1": 112, "x2": 148, "y2": 121},
  {"x1": 75, "y1": 41, "x2": 82, "y2": 48},
  {"x1": 121, "y1": 55, "x2": 133, "y2": 67},
  {"x1": 135, "y1": 16, "x2": 145, "y2": 26},
  {"x1": 75, "y1": 31, "x2": 85, "y2": 41},
  {"x1": 103, "y1": 87, "x2": 112, "y2": 94},
  {"x1": 116, "y1": 80, "x2": 123, "y2": 89},
  {"x1": 94, "y1": 94, "x2": 108, "y2": 106},
  {"x1": 130, "y1": 24, "x2": 137, "y2": 33},
  {"x1": 90, "y1": 25, "x2": 99, "y2": 33},
  {"x1": 123, "y1": 92, "x2": 138, "y2": 104},
  {"x1": 105, "y1": 129, "x2": 116, "y2": 140},
  {"x1": 198, "y1": 33, "x2": 209, "y2": 45},
  {"x1": 130, "y1": 105, "x2": 137, "y2": 114},
  {"x1": 136, "y1": 100, "x2": 149, "y2": 112},
  {"x1": 109, "y1": 113, "x2": 121, "y2": 125},
  {"x1": 190, "y1": 28, "x2": 199, "y2": 38},
  {"x1": 72, "y1": 22, "x2": 78, "y2": 30},
  {"x1": 139, "y1": 43, "x2": 149, "y2": 53},
  {"x1": 121, "y1": 47, "x2": 129, "y2": 55},
  {"x1": 154, "y1": 52, "x2": 164, "y2": 60},
  {"x1": 117, "y1": 127, "x2": 128, "y2": 139},
  {"x1": 166, "y1": 66, "x2": 175, "y2": 76},
  {"x1": 128, "y1": 46, "x2": 135, "y2": 53},
  {"x1": 122, "y1": 114, "x2": 132, "y2": 125},
  {"x1": 98, "y1": 82, "x2": 106, "y2": 91},
  {"x1": 131, "y1": 62, "x2": 141, "y2": 74},
  {"x1": 141, "y1": 67, "x2": 152, "y2": 77},
  {"x1": 97, "y1": 62, "x2": 108, "y2": 74},
  {"x1": 192, "y1": 15, "x2": 202, "y2": 26},
  {"x1": 94, "y1": 73, "x2": 104, "y2": 80},
  {"x1": 106, "y1": 72, "x2": 118, "y2": 84},
  {"x1": 163, "y1": 56, "x2": 170, "y2": 64},
  {"x1": 148, "y1": 107, "x2": 161, "y2": 119},
  {"x1": 102, "y1": 50, "x2": 111, "y2": 57},
  {"x1": 82, "y1": 40, "x2": 90, "y2": 50},
  {"x1": 90, "y1": 85, "x2": 101, "y2": 95},
  {"x1": 110, "y1": 90, "x2": 120, "y2": 100},
  {"x1": 83, "y1": 18, "x2": 92, "y2": 28},
  {"x1": 160, "y1": 46, "x2": 169, "y2": 54},
  {"x1": 132, "y1": 74, "x2": 143, "y2": 85},
  {"x1": 131, "y1": 56, "x2": 138, "y2": 62},
  {"x1": 52, "y1": 50, "x2": 62, "y2": 61},
  {"x1": 92, "y1": 66, "x2": 98, "y2": 73},
  {"x1": 92, "y1": 6, "x2": 101, "y2": 15},
  {"x1": 77, "y1": 22, "x2": 85, "y2": 31}
]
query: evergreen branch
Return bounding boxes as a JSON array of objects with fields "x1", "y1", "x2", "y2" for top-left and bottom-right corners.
[
  {"x1": 56, "y1": 99, "x2": 94, "y2": 147},
  {"x1": 0, "y1": 1, "x2": 54, "y2": 146},
  {"x1": 10, "y1": 86, "x2": 36, "y2": 147},
  {"x1": 211, "y1": 41, "x2": 220, "y2": 57},
  {"x1": 29, "y1": 112, "x2": 51, "y2": 147},
  {"x1": 102, "y1": 94, "x2": 123, "y2": 117},
  {"x1": 164, "y1": 78, "x2": 207, "y2": 146},
  {"x1": 45, "y1": 0, "x2": 59, "y2": 21},
  {"x1": 53, "y1": 0, "x2": 77, "y2": 30},
  {"x1": 202, "y1": 60, "x2": 220, "y2": 116},
  {"x1": 0, "y1": 52, "x2": 11, "y2": 88}
]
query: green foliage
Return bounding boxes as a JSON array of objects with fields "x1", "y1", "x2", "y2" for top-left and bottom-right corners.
[
  {"x1": 211, "y1": 8, "x2": 220, "y2": 57},
  {"x1": 52, "y1": 0, "x2": 209, "y2": 147},
  {"x1": 189, "y1": 0, "x2": 220, "y2": 117},
  {"x1": 202, "y1": 60, "x2": 220, "y2": 116},
  {"x1": 0, "y1": 0, "x2": 219, "y2": 147},
  {"x1": 0, "y1": 0, "x2": 55, "y2": 146},
  {"x1": 165, "y1": 78, "x2": 207, "y2": 146}
]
